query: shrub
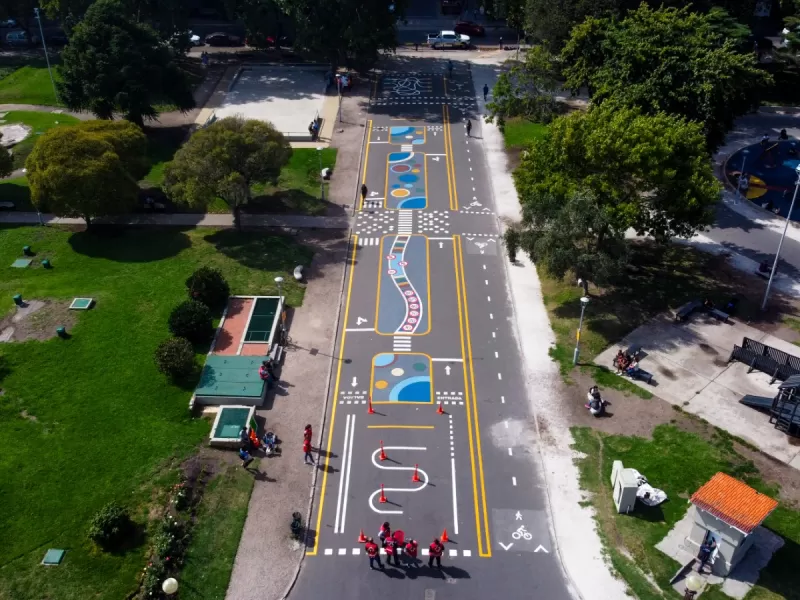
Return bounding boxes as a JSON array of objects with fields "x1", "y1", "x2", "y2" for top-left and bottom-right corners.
[
  {"x1": 186, "y1": 266, "x2": 230, "y2": 310},
  {"x1": 154, "y1": 337, "x2": 195, "y2": 378},
  {"x1": 168, "y1": 300, "x2": 213, "y2": 344},
  {"x1": 88, "y1": 502, "x2": 133, "y2": 550}
]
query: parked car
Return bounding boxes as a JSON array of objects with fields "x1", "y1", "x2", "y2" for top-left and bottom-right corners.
[
  {"x1": 5, "y1": 31, "x2": 38, "y2": 46},
  {"x1": 426, "y1": 30, "x2": 470, "y2": 49},
  {"x1": 0, "y1": 18, "x2": 17, "y2": 27},
  {"x1": 204, "y1": 32, "x2": 241, "y2": 46},
  {"x1": 45, "y1": 33, "x2": 68, "y2": 46},
  {"x1": 245, "y1": 34, "x2": 292, "y2": 49},
  {"x1": 454, "y1": 21, "x2": 485, "y2": 36}
]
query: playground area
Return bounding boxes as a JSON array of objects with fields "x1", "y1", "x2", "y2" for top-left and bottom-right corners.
[
  {"x1": 726, "y1": 139, "x2": 800, "y2": 219},
  {"x1": 214, "y1": 65, "x2": 334, "y2": 142},
  {"x1": 192, "y1": 295, "x2": 285, "y2": 407}
]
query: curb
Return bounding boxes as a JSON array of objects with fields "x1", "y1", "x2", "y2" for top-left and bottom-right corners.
[{"x1": 279, "y1": 230, "x2": 353, "y2": 600}]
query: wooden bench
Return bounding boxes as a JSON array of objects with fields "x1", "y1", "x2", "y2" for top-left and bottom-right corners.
[{"x1": 674, "y1": 300, "x2": 702, "y2": 322}]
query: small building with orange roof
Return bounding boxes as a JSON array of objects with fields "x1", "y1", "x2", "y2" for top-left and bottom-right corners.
[{"x1": 687, "y1": 472, "x2": 778, "y2": 576}]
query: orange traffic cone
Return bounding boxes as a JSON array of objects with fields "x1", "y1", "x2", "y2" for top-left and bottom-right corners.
[
  {"x1": 441, "y1": 528, "x2": 449, "y2": 543},
  {"x1": 367, "y1": 396, "x2": 375, "y2": 414},
  {"x1": 412, "y1": 464, "x2": 421, "y2": 483},
  {"x1": 379, "y1": 484, "x2": 388, "y2": 503},
  {"x1": 358, "y1": 529, "x2": 367, "y2": 543},
  {"x1": 379, "y1": 440, "x2": 387, "y2": 461},
  {"x1": 436, "y1": 403, "x2": 445, "y2": 415}
]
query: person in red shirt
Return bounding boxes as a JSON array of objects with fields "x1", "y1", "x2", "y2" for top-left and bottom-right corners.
[
  {"x1": 303, "y1": 424, "x2": 312, "y2": 445},
  {"x1": 303, "y1": 438, "x2": 315, "y2": 465},
  {"x1": 383, "y1": 533, "x2": 398, "y2": 566},
  {"x1": 428, "y1": 538, "x2": 444, "y2": 569},
  {"x1": 404, "y1": 538, "x2": 419, "y2": 568},
  {"x1": 365, "y1": 536, "x2": 383, "y2": 569}
]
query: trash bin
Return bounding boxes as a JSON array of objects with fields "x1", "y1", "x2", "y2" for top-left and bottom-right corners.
[{"x1": 13, "y1": 294, "x2": 23, "y2": 306}]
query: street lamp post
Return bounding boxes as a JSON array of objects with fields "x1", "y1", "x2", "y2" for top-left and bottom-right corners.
[
  {"x1": 274, "y1": 276, "x2": 284, "y2": 300},
  {"x1": 572, "y1": 296, "x2": 590, "y2": 366},
  {"x1": 33, "y1": 8, "x2": 57, "y2": 103},
  {"x1": 738, "y1": 149, "x2": 750, "y2": 200},
  {"x1": 761, "y1": 165, "x2": 800, "y2": 311},
  {"x1": 316, "y1": 146, "x2": 325, "y2": 202}
]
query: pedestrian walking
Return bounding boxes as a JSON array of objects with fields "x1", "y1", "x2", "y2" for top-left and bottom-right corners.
[
  {"x1": 404, "y1": 538, "x2": 419, "y2": 567},
  {"x1": 448, "y1": 59, "x2": 453, "y2": 79},
  {"x1": 466, "y1": 119, "x2": 472, "y2": 137},
  {"x1": 483, "y1": 83, "x2": 489, "y2": 101},
  {"x1": 304, "y1": 424, "x2": 312, "y2": 443},
  {"x1": 365, "y1": 537, "x2": 384, "y2": 569},
  {"x1": 384, "y1": 534, "x2": 398, "y2": 565},
  {"x1": 238, "y1": 446, "x2": 254, "y2": 469},
  {"x1": 303, "y1": 438, "x2": 315, "y2": 465},
  {"x1": 697, "y1": 538, "x2": 716, "y2": 573},
  {"x1": 499, "y1": 36, "x2": 503, "y2": 50},
  {"x1": 361, "y1": 183, "x2": 368, "y2": 203},
  {"x1": 378, "y1": 521, "x2": 391, "y2": 544},
  {"x1": 428, "y1": 538, "x2": 444, "y2": 568}
]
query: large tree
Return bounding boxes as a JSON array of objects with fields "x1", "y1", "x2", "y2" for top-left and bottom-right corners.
[
  {"x1": 485, "y1": 45, "x2": 559, "y2": 130},
  {"x1": 274, "y1": 0, "x2": 406, "y2": 70},
  {"x1": 561, "y1": 4, "x2": 769, "y2": 150},
  {"x1": 57, "y1": 0, "x2": 195, "y2": 125},
  {"x1": 26, "y1": 121, "x2": 147, "y2": 227},
  {"x1": 512, "y1": 103, "x2": 721, "y2": 284},
  {"x1": 164, "y1": 116, "x2": 292, "y2": 230}
]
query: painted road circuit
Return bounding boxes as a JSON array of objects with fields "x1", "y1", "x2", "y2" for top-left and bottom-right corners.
[{"x1": 290, "y1": 67, "x2": 573, "y2": 600}]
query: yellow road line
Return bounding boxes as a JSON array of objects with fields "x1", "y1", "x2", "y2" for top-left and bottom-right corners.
[
  {"x1": 308, "y1": 236, "x2": 358, "y2": 556},
  {"x1": 457, "y1": 236, "x2": 491, "y2": 556},
  {"x1": 367, "y1": 425, "x2": 435, "y2": 429},
  {"x1": 446, "y1": 106, "x2": 459, "y2": 211},
  {"x1": 453, "y1": 235, "x2": 483, "y2": 556},
  {"x1": 360, "y1": 120, "x2": 373, "y2": 210}
]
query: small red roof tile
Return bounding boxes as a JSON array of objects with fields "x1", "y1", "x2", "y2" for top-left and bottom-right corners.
[{"x1": 690, "y1": 473, "x2": 778, "y2": 534}]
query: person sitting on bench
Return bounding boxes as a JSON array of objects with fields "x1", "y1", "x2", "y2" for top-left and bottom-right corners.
[
  {"x1": 626, "y1": 360, "x2": 640, "y2": 377},
  {"x1": 703, "y1": 297, "x2": 715, "y2": 310},
  {"x1": 780, "y1": 128, "x2": 789, "y2": 140}
]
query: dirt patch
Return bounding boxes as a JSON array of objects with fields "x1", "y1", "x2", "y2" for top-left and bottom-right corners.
[{"x1": 0, "y1": 299, "x2": 77, "y2": 342}]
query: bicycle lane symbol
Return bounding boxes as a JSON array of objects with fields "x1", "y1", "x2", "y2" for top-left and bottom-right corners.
[{"x1": 493, "y1": 509, "x2": 551, "y2": 553}]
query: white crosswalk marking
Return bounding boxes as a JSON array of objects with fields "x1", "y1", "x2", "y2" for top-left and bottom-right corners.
[
  {"x1": 401, "y1": 144, "x2": 413, "y2": 152},
  {"x1": 319, "y1": 547, "x2": 471, "y2": 557},
  {"x1": 393, "y1": 335, "x2": 412, "y2": 352},
  {"x1": 363, "y1": 200, "x2": 383, "y2": 209},
  {"x1": 357, "y1": 237, "x2": 380, "y2": 247},
  {"x1": 397, "y1": 210, "x2": 414, "y2": 234}
]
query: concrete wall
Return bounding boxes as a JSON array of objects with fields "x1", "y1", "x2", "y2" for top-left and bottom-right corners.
[{"x1": 689, "y1": 506, "x2": 749, "y2": 576}]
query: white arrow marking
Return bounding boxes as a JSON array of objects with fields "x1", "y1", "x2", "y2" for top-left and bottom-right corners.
[
  {"x1": 370, "y1": 191, "x2": 379, "y2": 197},
  {"x1": 515, "y1": 511, "x2": 523, "y2": 520},
  {"x1": 534, "y1": 545, "x2": 549, "y2": 553},
  {"x1": 432, "y1": 156, "x2": 440, "y2": 161},
  {"x1": 499, "y1": 542, "x2": 514, "y2": 551},
  {"x1": 377, "y1": 136, "x2": 381, "y2": 141},
  {"x1": 351, "y1": 377, "x2": 358, "y2": 387},
  {"x1": 439, "y1": 242, "x2": 444, "y2": 249},
  {"x1": 445, "y1": 365, "x2": 451, "y2": 375},
  {"x1": 357, "y1": 316, "x2": 367, "y2": 325}
]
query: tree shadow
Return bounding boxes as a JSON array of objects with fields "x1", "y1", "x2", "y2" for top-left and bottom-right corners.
[
  {"x1": 630, "y1": 501, "x2": 666, "y2": 523},
  {"x1": 68, "y1": 227, "x2": 192, "y2": 262},
  {"x1": 203, "y1": 229, "x2": 312, "y2": 272}
]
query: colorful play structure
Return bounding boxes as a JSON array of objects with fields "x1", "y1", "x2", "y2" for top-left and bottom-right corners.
[
  {"x1": 726, "y1": 139, "x2": 800, "y2": 219},
  {"x1": 191, "y1": 295, "x2": 286, "y2": 407}
]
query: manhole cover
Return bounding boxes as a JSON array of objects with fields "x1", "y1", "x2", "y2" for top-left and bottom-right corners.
[
  {"x1": 424, "y1": 591, "x2": 435, "y2": 600},
  {"x1": 309, "y1": 348, "x2": 319, "y2": 356}
]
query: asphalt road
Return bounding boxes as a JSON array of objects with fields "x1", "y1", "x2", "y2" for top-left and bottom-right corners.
[{"x1": 289, "y1": 66, "x2": 571, "y2": 599}]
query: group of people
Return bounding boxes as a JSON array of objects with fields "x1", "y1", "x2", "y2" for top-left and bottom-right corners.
[
  {"x1": 613, "y1": 349, "x2": 641, "y2": 378},
  {"x1": 585, "y1": 386, "x2": 607, "y2": 417},
  {"x1": 308, "y1": 119, "x2": 321, "y2": 141},
  {"x1": 364, "y1": 522, "x2": 445, "y2": 570}
]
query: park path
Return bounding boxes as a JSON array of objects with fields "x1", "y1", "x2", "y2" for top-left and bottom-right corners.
[{"x1": 0, "y1": 211, "x2": 351, "y2": 229}]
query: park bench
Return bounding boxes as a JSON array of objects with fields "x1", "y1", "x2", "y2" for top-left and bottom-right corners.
[
  {"x1": 269, "y1": 343, "x2": 284, "y2": 365},
  {"x1": 673, "y1": 300, "x2": 702, "y2": 322},
  {"x1": 708, "y1": 308, "x2": 730, "y2": 323},
  {"x1": 0, "y1": 201, "x2": 15, "y2": 210}
]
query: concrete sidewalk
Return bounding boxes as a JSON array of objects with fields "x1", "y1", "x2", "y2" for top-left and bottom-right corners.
[
  {"x1": 225, "y1": 232, "x2": 350, "y2": 600},
  {"x1": 0, "y1": 211, "x2": 352, "y2": 229}
]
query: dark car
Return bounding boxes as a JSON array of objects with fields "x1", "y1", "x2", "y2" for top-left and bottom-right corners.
[
  {"x1": 454, "y1": 21, "x2": 485, "y2": 36},
  {"x1": 204, "y1": 32, "x2": 241, "y2": 46},
  {"x1": 245, "y1": 34, "x2": 292, "y2": 49}
]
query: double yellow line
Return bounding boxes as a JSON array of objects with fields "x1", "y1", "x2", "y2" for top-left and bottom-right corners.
[
  {"x1": 453, "y1": 235, "x2": 491, "y2": 556},
  {"x1": 442, "y1": 105, "x2": 459, "y2": 211},
  {"x1": 307, "y1": 236, "x2": 358, "y2": 556}
]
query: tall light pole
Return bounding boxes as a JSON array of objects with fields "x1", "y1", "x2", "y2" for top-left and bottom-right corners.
[
  {"x1": 316, "y1": 146, "x2": 325, "y2": 202},
  {"x1": 572, "y1": 296, "x2": 590, "y2": 365},
  {"x1": 33, "y1": 8, "x2": 57, "y2": 103},
  {"x1": 738, "y1": 148, "x2": 750, "y2": 200},
  {"x1": 761, "y1": 165, "x2": 800, "y2": 311}
]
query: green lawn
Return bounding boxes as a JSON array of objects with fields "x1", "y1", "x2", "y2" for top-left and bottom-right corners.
[
  {"x1": 502, "y1": 117, "x2": 549, "y2": 150},
  {"x1": 573, "y1": 424, "x2": 800, "y2": 599},
  {"x1": 541, "y1": 242, "x2": 777, "y2": 396},
  {"x1": 180, "y1": 461, "x2": 255, "y2": 599},
  {"x1": 0, "y1": 226, "x2": 312, "y2": 600},
  {"x1": 4, "y1": 111, "x2": 80, "y2": 169},
  {"x1": 0, "y1": 64, "x2": 61, "y2": 106}
]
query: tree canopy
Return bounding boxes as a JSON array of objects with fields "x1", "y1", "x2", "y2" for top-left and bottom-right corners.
[
  {"x1": 25, "y1": 120, "x2": 148, "y2": 227},
  {"x1": 484, "y1": 45, "x2": 559, "y2": 130},
  {"x1": 512, "y1": 103, "x2": 721, "y2": 284},
  {"x1": 561, "y1": 4, "x2": 769, "y2": 150},
  {"x1": 58, "y1": 0, "x2": 195, "y2": 125},
  {"x1": 164, "y1": 116, "x2": 292, "y2": 230},
  {"x1": 0, "y1": 135, "x2": 12, "y2": 178},
  {"x1": 274, "y1": 0, "x2": 406, "y2": 70}
]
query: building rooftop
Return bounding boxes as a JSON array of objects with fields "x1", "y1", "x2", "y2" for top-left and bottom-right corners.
[{"x1": 690, "y1": 472, "x2": 778, "y2": 534}]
